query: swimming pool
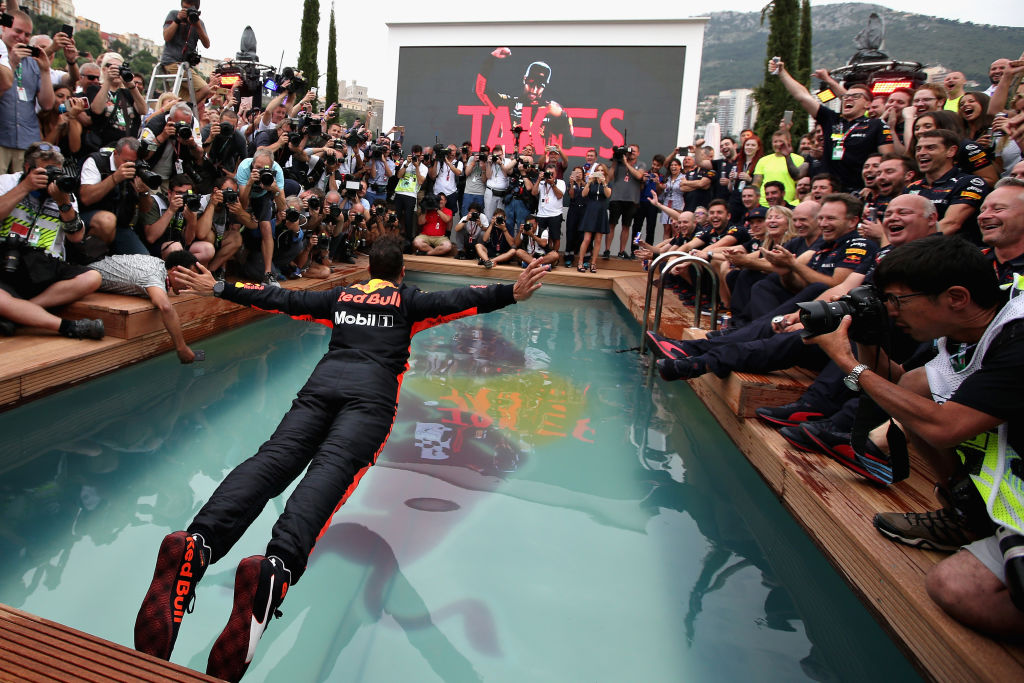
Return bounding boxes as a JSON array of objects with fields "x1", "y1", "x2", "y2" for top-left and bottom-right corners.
[{"x1": 0, "y1": 273, "x2": 920, "y2": 682}]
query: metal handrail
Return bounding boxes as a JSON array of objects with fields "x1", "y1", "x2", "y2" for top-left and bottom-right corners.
[
  {"x1": 639, "y1": 250, "x2": 690, "y2": 352},
  {"x1": 645, "y1": 255, "x2": 709, "y2": 354}
]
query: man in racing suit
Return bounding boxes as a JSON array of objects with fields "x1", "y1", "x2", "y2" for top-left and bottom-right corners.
[{"x1": 134, "y1": 236, "x2": 548, "y2": 682}]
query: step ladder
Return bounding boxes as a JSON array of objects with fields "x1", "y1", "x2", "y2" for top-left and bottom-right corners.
[{"x1": 145, "y1": 62, "x2": 198, "y2": 115}]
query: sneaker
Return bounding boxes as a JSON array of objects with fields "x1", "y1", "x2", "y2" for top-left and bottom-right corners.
[
  {"x1": 656, "y1": 357, "x2": 709, "y2": 381},
  {"x1": 755, "y1": 402, "x2": 826, "y2": 428},
  {"x1": 135, "y1": 531, "x2": 211, "y2": 660},
  {"x1": 800, "y1": 420, "x2": 894, "y2": 485},
  {"x1": 617, "y1": 251, "x2": 628, "y2": 259},
  {"x1": 63, "y1": 318, "x2": 105, "y2": 340},
  {"x1": 207, "y1": 555, "x2": 291, "y2": 683},
  {"x1": 645, "y1": 331, "x2": 690, "y2": 360},
  {"x1": 601, "y1": 250, "x2": 611, "y2": 259},
  {"x1": 873, "y1": 507, "x2": 984, "y2": 553},
  {"x1": 262, "y1": 273, "x2": 281, "y2": 288},
  {"x1": 779, "y1": 424, "x2": 819, "y2": 453},
  {"x1": 484, "y1": 260, "x2": 494, "y2": 269},
  {"x1": 211, "y1": 267, "x2": 226, "y2": 282}
]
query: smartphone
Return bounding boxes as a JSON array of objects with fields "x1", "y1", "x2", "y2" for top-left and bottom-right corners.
[
  {"x1": 783, "y1": 110, "x2": 793, "y2": 126},
  {"x1": 193, "y1": 350, "x2": 206, "y2": 362},
  {"x1": 264, "y1": 79, "x2": 279, "y2": 92},
  {"x1": 61, "y1": 23, "x2": 74, "y2": 37}
]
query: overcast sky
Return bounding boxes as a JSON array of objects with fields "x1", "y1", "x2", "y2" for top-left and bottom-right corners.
[{"x1": 72, "y1": 0, "x2": 1023, "y2": 96}]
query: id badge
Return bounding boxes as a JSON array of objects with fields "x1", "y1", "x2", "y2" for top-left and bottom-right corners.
[
  {"x1": 174, "y1": 160, "x2": 184, "y2": 175},
  {"x1": 115, "y1": 107, "x2": 126, "y2": 127},
  {"x1": 831, "y1": 132, "x2": 844, "y2": 161},
  {"x1": 17, "y1": 86, "x2": 29, "y2": 102}
]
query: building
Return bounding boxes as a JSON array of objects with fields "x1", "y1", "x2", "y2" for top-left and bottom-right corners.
[
  {"x1": 716, "y1": 88, "x2": 757, "y2": 137},
  {"x1": 20, "y1": 0, "x2": 74, "y2": 23},
  {"x1": 367, "y1": 98, "x2": 384, "y2": 131},
  {"x1": 338, "y1": 80, "x2": 370, "y2": 108},
  {"x1": 75, "y1": 16, "x2": 99, "y2": 34}
]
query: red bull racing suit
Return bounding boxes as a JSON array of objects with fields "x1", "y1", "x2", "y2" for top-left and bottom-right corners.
[{"x1": 187, "y1": 277, "x2": 518, "y2": 582}]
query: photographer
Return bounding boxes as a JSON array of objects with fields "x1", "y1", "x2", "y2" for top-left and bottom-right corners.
[
  {"x1": 532, "y1": 162, "x2": 565, "y2": 259},
  {"x1": 483, "y1": 145, "x2": 515, "y2": 219},
  {"x1": 453, "y1": 201, "x2": 489, "y2": 260},
  {"x1": 319, "y1": 190, "x2": 353, "y2": 265},
  {"x1": 141, "y1": 102, "x2": 203, "y2": 183},
  {"x1": 0, "y1": 10, "x2": 54, "y2": 173},
  {"x1": 393, "y1": 145, "x2": 427, "y2": 244},
  {"x1": 83, "y1": 53, "x2": 146, "y2": 153},
  {"x1": 606, "y1": 143, "x2": 645, "y2": 259},
  {"x1": 78, "y1": 137, "x2": 153, "y2": 256},
  {"x1": 805, "y1": 232, "x2": 1024, "y2": 637},
  {"x1": 412, "y1": 193, "x2": 453, "y2": 256},
  {"x1": 477, "y1": 209, "x2": 517, "y2": 268},
  {"x1": 140, "y1": 174, "x2": 213, "y2": 265},
  {"x1": 235, "y1": 150, "x2": 286, "y2": 285},
  {"x1": 268, "y1": 196, "x2": 309, "y2": 280},
  {"x1": 428, "y1": 143, "x2": 463, "y2": 214},
  {"x1": 514, "y1": 214, "x2": 559, "y2": 268},
  {"x1": 362, "y1": 140, "x2": 394, "y2": 206},
  {"x1": 0, "y1": 141, "x2": 104, "y2": 339},
  {"x1": 159, "y1": 0, "x2": 212, "y2": 102},
  {"x1": 198, "y1": 176, "x2": 252, "y2": 278},
  {"x1": 201, "y1": 109, "x2": 247, "y2": 179},
  {"x1": 462, "y1": 145, "x2": 489, "y2": 218}
]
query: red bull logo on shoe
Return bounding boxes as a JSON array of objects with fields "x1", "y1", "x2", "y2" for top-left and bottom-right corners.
[
  {"x1": 338, "y1": 291, "x2": 401, "y2": 306},
  {"x1": 173, "y1": 537, "x2": 198, "y2": 624},
  {"x1": 334, "y1": 312, "x2": 395, "y2": 328}
]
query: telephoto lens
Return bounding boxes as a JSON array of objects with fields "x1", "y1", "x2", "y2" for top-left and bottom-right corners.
[
  {"x1": 285, "y1": 208, "x2": 301, "y2": 223},
  {"x1": 221, "y1": 189, "x2": 239, "y2": 204},
  {"x1": 259, "y1": 169, "x2": 275, "y2": 186}
]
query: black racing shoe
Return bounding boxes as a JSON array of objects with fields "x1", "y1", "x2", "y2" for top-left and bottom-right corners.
[
  {"x1": 801, "y1": 420, "x2": 894, "y2": 485},
  {"x1": 656, "y1": 357, "x2": 709, "y2": 381},
  {"x1": 207, "y1": 555, "x2": 291, "y2": 683},
  {"x1": 135, "y1": 531, "x2": 211, "y2": 660},
  {"x1": 779, "y1": 424, "x2": 819, "y2": 453},
  {"x1": 873, "y1": 507, "x2": 984, "y2": 553},
  {"x1": 755, "y1": 401, "x2": 826, "y2": 428},
  {"x1": 262, "y1": 272, "x2": 281, "y2": 288},
  {"x1": 63, "y1": 318, "x2": 105, "y2": 340}
]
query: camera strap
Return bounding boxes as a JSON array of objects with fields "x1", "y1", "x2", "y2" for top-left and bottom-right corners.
[{"x1": 850, "y1": 394, "x2": 909, "y2": 484}]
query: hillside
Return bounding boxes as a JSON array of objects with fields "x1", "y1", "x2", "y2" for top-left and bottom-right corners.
[{"x1": 697, "y1": 3, "x2": 1023, "y2": 98}]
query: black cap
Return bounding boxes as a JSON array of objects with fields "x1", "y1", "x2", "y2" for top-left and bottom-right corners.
[{"x1": 744, "y1": 206, "x2": 768, "y2": 220}]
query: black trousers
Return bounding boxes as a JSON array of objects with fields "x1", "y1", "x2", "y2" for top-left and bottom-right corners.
[
  {"x1": 394, "y1": 194, "x2": 418, "y2": 244},
  {"x1": 631, "y1": 201, "x2": 660, "y2": 245},
  {"x1": 189, "y1": 359, "x2": 399, "y2": 583}
]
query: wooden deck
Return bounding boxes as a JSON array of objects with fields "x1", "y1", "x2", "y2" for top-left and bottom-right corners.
[{"x1": 1, "y1": 255, "x2": 1022, "y2": 681}]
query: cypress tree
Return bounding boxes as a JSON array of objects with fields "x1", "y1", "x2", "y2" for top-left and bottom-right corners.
[
  {"x1": 753, "y1": 0, "x2": 801, "y2": 141},
  {"x1": 325, "y1": 4, "x2": 339, "y2": 117},
  {"x1": 297, "y1": 0, "x2": 320, "y2": 92},
  {"x1": 789, "y1": 0, "x2": 813, "y2": 137}
]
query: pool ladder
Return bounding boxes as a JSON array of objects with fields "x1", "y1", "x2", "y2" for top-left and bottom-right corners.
[{"x1": 639, "y1": 252, "x2": 720, "y2": 355}]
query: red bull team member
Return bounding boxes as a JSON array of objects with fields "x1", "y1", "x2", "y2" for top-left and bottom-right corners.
[{"x1": 134, "y1": 236, "x2": 548, "y2": 682}]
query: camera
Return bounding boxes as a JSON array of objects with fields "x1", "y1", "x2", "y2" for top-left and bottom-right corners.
[
  {"x1": 468, "y1": 210, "x2": 480, "y2": 221},
  {"x1": 183, "y1": 190, "x2": 202, "y2": 212},
  {"x1": 44, "y1": 165, "x2": 78, "y2": 193},
  {"x1": 221, "y1": 188, "x2": 239, "y2": 204},
  {"x1": 494, "y1": 216, "x2": 505, "y2": 226},
  {"x1": 134, "y1": 160, "x2": 162, "y2": 190},
  {"x1": 612, "y1": 145, "x2": 629, "y2": 160},
  {"x1": 183, "y1": 50, "x2": 201, "y2": 67},
  {"x1": 173, "y1": 121, "x2": 193, "y2": 140},
  {"x1": 544, "y1": 170, "x2": 554, "y2": 181},
  {"x1": 3, "y1": 233, "x2": 26, "y2": 273},
  {"x1": 345, "y1": 129, "x2": 368, "y2": 147},
  {"x1": 259, "y1": 168, "x2": 276, "y2": 186},
  {"x1": 420, "y1": 194, "x2": 439, "y2": 212},
  {"x1": 119, "y1": 62, "x2": 135, "y2": 83},
  {"x1": 0, "y1": 13, "x2": 13, "y2": 28},
  {"x1": 796, "y1": 285, "x2": 889, "y2": 345},
  {"x1": 285, "y1": 208, "x2": 301, "y2": 223},
  {"x1": 216, "y1": 120, "x2": 235, "y2": 137},
  {"x1": 369, "y1": 144, "x2": 388, "y2": 159},
  {"x1": 327, "y1": 204, "x2": 342, "y2": 220},
  {"x1": 329, "y1": 139, "x2": 346, "y2": 151},
  {"x1": 185, "y1": 7, "x2": 201, "y2": 23},
  {"x1": 306, "y1": 195, "x2": 321, "y2": 212},
  {"x1": 291, "y1": 113, "x2": 312, "y2": 136},
  {"x1": 374, "y1": 205, "x2": 386, "y2": 217},
  {"x1": 432, "y1": 142, "x2": 447, "y2": 159}
]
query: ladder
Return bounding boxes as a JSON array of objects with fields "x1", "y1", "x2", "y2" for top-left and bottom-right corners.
[{"x1": 145, "y1": 62, "x2": 198, "y2": 115}]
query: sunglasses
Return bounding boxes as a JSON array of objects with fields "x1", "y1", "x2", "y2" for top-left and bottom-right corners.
[{"x1": 83, "y1": 74, "x2": 100, "y2": 81}]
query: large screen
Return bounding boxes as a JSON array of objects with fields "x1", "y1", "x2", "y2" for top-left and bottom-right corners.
[{"x1": 395, "y1": 45, "x2": 686, "y2": 164}]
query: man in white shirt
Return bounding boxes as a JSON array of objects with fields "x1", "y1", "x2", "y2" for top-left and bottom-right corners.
[
  {"x1": 513, "y1": 214, "x2": 559, "y2": 267},
  {"x1": 483, "y1": 145, "x2": 515, "y2": 219},
  {"x1": 532, "y1": 162, "x2": 565, "y2": 259},
  {"x1": 429, "y1": 143, "x2": 463, "y2": 214}
]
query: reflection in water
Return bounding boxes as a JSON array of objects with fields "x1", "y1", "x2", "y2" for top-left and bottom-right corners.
[{"x1": 0, "y1": 279, "x2": 919, "y2": 682}]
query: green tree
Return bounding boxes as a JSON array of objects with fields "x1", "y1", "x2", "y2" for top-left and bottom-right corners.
[
  {"x1": 296, "y1": 0, "x2": 320, "y2": 93},
  {"x1": 753, "y1": 0, "x2": 802, "y2": 141},
  {"x1": 325, "y1": 3, "x2": 339, "y2": 120},
  {"x1": 336, "y1": 108, "x2": 362, "y2": 128},
  {"x1": 74, "y1": 29, "x2": 104, "y2": 63},
  {"x1": 790, "y1": 0, "x2": 813, "y2": 138}
]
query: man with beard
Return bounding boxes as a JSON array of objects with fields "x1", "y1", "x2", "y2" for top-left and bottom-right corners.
[
  {"x1": 475, "y1": 47, "x2": 574, "y2": 148},
  {"x1": 859, "y1": 155, "x2": 919, "y2": 245},
  {"x1": 985, "y1": 58, "x2": 1011, "y2": 98},
  {"x1": 906, "y1": 129, "x2": 990, "y2": 245}
]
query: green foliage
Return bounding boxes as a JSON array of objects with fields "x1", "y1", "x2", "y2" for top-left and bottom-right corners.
[
  {"x1": 754, "y1": 0, "x2": 805, "y2": 140},
  {"x1": 25, "y1": 11, "x2": 63, "y2": 37},
  {"x1": 336, "y1": 108, "x2": 363, "y2": 128},
  {"x1": 796, "y1": 0, "x2": 812, "y2": 85},
  {"x1": 325, "y1": 4, "x2": 339, "y2": 117},
  {"x1": 297, "y1": 0, "x2": 320, "y2": 92},
  {"x1": 74, "y1": 29, "x2": 104, "y2": 63}
]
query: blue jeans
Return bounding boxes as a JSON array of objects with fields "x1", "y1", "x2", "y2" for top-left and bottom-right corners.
[
  {"x1": 462, "y1": 193, "x2": 485, "y2": 218},
  {"x1": 505, "y1": 198, "x2": 529, "y2": 237}
]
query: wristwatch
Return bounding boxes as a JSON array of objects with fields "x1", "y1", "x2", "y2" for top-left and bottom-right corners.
[
  {"x1": 843, "y1": 364, "x2": 869, "y2": 392},
  {"x1": 212, "y1": 280, "x2": 226, "y2": 298},
  {"x1": 58, "y1": 202, "x2": 73, "y2": 214}
]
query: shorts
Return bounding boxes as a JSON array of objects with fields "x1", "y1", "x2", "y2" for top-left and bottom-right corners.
[
  {"x1": 537, "y1": 215, "x2": 563, "y2": 241},
  {"x1": 160, "y1": 62, "x2": 209, "y2": 101},
  {"x1": 248, "y1": 193, "x2": 275, "y2": 223},
  {"x1": 0, "y1": 146, "x2": 26, "y2": 175},
  {"x1": 964, "y1": 535, "x2": 1006, "y2": 584},
  {"x1": 416, "y1": 234, "x2": 450, "y2": 248},
  {"x1": 0, "y1": 248, "x2": 91, "y2": 300}
]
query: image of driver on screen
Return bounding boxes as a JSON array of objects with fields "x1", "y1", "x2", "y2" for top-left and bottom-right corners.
[{"x1": 475, "y1": 47, "x2": 574, "y2": 148}]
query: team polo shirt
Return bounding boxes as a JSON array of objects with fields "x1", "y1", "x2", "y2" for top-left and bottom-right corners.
[
  {"x1": 807, "y1": 230, "x2": 878, "y2": 277},
  {"x1": 692, "y1": 223, "x2": 729, "y2": 248},
  {"x1": 783, "y1": 235, "x2": 825, "y2": 258},
  {"x1": 905, "y1": 168, "x2": 989, "y2": 245},
  {"x1": 814, "y1": 108, "x2": 892, "y2": 191},
  {"x1": 683, "y1": 166, "x2": 716, "y2": 212},
  {"x1": 956, "y1": 138, "x2": 995, "y2": 177},
  {"x1": 983, "y1": 248, "x2": 1024, "y2": 287},
  {"x1": 724, "y1": 224, "x2": 751, "y2": 246}
]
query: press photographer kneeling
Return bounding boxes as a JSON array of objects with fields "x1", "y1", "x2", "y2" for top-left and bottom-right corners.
[{"x1": 806, "y1": 233, "x2": 1024, "y2": 636}]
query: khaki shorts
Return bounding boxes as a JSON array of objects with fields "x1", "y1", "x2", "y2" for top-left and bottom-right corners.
[
  {"x1": 415, "y1": 234, "x2": 450, "y2": 248},
  {"x1": 160, "y1": 63, "x2": 208, "y2": 100},
  {"x1": 0, "y1": 146, "x2": 26, "y2": 175}
]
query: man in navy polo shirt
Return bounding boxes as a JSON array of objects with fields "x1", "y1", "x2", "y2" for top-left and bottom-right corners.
[
  {"x1": 773, "y1": 59, "x2": 893, "y2": 192},
  {"x1": 905, "y1": 129, "x2": 990, "y2": 246}
]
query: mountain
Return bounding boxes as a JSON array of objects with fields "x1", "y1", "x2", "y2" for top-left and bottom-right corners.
[{"x1": 697, "y1": 3, "x2": 1023, "y2": 99}]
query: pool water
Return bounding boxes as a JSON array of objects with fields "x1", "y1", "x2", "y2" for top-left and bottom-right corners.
[{"x1": 0, "y1": 273, "x2": 920, "y2": 682}]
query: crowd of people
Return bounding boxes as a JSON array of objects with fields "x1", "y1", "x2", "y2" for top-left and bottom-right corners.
[{"x1": 2, "y1": 0, "x2": 1024, "y2": 661}]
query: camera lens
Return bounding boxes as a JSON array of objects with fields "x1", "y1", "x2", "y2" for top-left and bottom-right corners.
[{"x1": 285, "y1": 208, "x2": 301, "y2": 222}]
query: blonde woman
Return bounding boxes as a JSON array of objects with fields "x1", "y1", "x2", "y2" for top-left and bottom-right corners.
[{"x1": 718, "y1": 206, "x2": 794, "y2": 317}]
